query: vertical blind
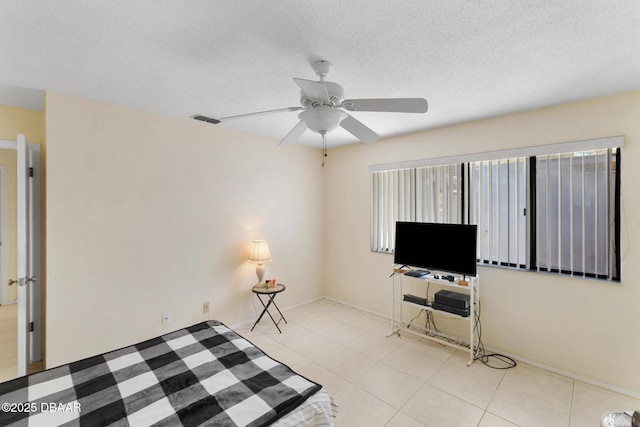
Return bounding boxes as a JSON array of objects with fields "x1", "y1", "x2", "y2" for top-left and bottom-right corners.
[
  {"x1": 371, "y1": 169, "x2": 415, "y2": 252},
  {"x1": 535, "y1": 148, "x2": 617, "y2": 279},
  {"x1": 371, "y1": 164, "x2": 459, "y2": 252},
  {"x1": 469, "y1": 158, "x2": 528, "y2": 268},
  {"x1": 416, "y1": 164, "x2": 460, "y2": 223}
]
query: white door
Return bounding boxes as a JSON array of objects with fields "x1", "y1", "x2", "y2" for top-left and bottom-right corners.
[{"x1": 16, "y1": 134, "x2": 41, "y2": 376}]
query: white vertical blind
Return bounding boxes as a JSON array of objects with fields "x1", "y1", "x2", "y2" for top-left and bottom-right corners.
[
  {"x1": 371, "y1": 169, "x2": 415, "y2": 252},
  {"x1": 416, "y1": 164, "x2": 459, "y2": 223},
  {"x1": 371, "y1": 164, "x2": 459, "y2": 252},
  {"x1": 469, "y1": 158, "x2": 527, "y2": 267},
  {"x1": 535, "y1": 148, "x2": 615, "y2": 278}
]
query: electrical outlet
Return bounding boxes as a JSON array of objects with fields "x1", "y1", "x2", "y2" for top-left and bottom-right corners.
[
  {"x1": 162, "y1": 311, "x2": 171, "y2": 326},
  {"x1": 202, "y1": 302, "x2": 210, "y2": 314}
]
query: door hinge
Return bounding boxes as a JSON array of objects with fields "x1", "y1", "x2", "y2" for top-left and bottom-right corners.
[
  {"x1": 29, "y1": 322, "x2": 34, "y2": 332},
  {"x1": 29, "y1": 167, "x2": 34, "y2": 178}
]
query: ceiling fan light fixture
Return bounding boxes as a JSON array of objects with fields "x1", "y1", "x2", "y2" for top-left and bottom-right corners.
[{"x1": 298, "y1": 106, "x2": 347, "y2": 134}]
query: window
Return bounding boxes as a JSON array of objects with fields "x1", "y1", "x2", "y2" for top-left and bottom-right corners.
[
  {"x1": 534, "y1": 149, "x2": 619, "y2": 279},
  {"x1": 415, "y1": 164, "x2": 460, "y2": 223},
  {"x1": 370, "y1": 137, "x2": 622, "y2": 281},
  {"x1": 371, "y1": 169, "x2": 415, "y2": 253},
  {"x1": 371, "y1": 164, "x2": 460, "y2": 252},
  {"x1": 468, "y1": 158, "x2": 527, "y2": 268}
]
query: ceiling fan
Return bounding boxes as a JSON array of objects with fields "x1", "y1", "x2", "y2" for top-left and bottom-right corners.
[{"x1": 193, "y1": 60, "x2": 428, "y2": 148}]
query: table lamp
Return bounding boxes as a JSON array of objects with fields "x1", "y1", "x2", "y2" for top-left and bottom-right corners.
[{"x1": 248, "y1": 240, "x2": 271, "y2": 284}]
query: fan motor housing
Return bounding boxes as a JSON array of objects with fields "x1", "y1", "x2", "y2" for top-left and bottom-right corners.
[{"x1": 300, "y1": 81, "x2": 344, "y2": 108}]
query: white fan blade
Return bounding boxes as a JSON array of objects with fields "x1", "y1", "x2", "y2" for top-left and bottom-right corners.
[
  {"x1": 280, "y1": 120, "x2": 308, "y2": 146},
  {"x1": 193, "y1": 107, "x2": 303, "y2": 124},
  {"x1": 340, "y1": 115, "x2": 380, "y2": 144},
  {"x1": 293, "y1": 78, "x2": 330, "y2": 102},
  {"x1": 342, "y1": 98, "x2": 428, "y2": 113}
]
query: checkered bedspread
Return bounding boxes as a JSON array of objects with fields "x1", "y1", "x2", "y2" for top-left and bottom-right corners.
[{"x1": 0, "y1": 321, "x2": 322, "y2": 426}]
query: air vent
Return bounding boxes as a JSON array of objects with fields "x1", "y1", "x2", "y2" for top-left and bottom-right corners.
[{"x1": 192, "y1": 115, "x2": 221, "y2": 124}]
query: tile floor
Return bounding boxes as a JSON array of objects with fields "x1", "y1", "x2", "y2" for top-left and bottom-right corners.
[{"x1": 238, "y1": 298, "x2": 640, "y2": 427}]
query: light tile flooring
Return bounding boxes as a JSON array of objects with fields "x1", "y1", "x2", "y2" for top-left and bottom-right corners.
[{"x1": 238, "y1": 298, "x2": 640, "y2": 427}]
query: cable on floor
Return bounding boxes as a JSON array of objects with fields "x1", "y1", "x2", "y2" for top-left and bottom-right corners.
[{"x1": 472, "y1": 298, "x2": 517, "y2": 369}]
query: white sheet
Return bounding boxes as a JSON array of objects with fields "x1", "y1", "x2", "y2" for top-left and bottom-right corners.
[{"x1": 271, "y1": 388, "x2": 338, "y2": 427}]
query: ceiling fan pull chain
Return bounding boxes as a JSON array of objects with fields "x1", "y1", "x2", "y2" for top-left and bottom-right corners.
[{"x1": 322, "y1": 133, "x2": 327, "y2": 167}]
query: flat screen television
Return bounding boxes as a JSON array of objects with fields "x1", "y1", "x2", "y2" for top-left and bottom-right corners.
[{"x1": 394, "y1": 221, "x2": 478, "y2": 277}]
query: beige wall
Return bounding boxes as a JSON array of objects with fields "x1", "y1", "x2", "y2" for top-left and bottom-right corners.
[
  {"x1": 42, "y1": 89, "x2": 640, "y2": 396},
  {"x1": 0, "y1": 150, "x2": 17, "y2": 302},
  {"x1": 324, "y1": 91, "x2": 640, "y2": 396},
  {"x1": 45, "y1": 92, "x2": 325, "y2": 367},
  {"x1": 0, "y1": 104, "x2": 45, "y2": 142}
]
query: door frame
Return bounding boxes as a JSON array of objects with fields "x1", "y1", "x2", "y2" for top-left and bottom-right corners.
[
  {"x1": 0, "y1": 165, "x2": 7, "y2": 306},
  {"x1": 27, "y1": 139, "x2": 42, "y2": 364},
  {"x1": 0, "y1": 137, "x2": 42, "y2": 374}
]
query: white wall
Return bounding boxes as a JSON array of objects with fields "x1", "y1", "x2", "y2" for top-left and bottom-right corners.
[
  {"x1": 45, "y1": 92, "x2": 325, "y2": 368},
  {"x1": 324, "y1": 91, "x2": 640, "y2": 395}
]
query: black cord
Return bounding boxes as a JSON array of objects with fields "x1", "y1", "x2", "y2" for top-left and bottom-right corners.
[
  {"x1": 423, "y1": 282, "x2": 442, "y2": 338},
  {"x1": 406, "y1": 283, "x2": 516, "y2": 369},
  {"x1": 407, "y1": 309, "x2": 426, "y2": 329},
  {"x1": 472, "y1": 297, "x2": 517, "y2": 369}
]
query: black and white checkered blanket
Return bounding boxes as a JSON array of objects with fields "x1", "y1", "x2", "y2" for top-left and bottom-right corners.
[{"x1": 0, "y1": 321, "x2": 322, "y2": 426}]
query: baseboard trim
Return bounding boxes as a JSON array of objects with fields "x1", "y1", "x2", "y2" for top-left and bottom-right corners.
[
  {"x1": 323, "y1": 296, "x2": 391, "y2": 321},
  {"x1": 231, "y1": 295, "x2": 326, "y2": 331},
  {"x1": 322, "y1": 296, "x2": 640, "y2": 401},
  {"x1": 481, "y1": 347, "x2": 640, "y2": 401},
  {"x1": 232, "y1": 294, "x2": 640, "y2": 399}
]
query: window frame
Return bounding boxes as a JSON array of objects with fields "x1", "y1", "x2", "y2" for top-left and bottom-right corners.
[{"x1": 369, "y1": 136, "x2": 623, "y2": 282}]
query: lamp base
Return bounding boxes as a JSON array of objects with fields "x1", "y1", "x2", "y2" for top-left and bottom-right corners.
[{"x1": 256, "y1": 263, "x2": 266, "y2": 285}]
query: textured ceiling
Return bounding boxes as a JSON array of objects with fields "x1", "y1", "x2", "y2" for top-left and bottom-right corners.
[{"x1": 1, "y1": 1, "x2": 639, "y2": 148}]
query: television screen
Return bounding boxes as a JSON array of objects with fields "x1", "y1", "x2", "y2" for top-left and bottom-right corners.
[{"x1": 393, "y1": 222, "x2": 477, "y2": 277}]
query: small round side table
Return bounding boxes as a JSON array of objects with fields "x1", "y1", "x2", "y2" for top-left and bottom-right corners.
[{"x1": 250, "y1": 284, "x2": 288, "y2": 333}]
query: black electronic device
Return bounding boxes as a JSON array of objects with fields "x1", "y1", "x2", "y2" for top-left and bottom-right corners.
[
  {"x1": 393, "y1": 222, "x2": 477, "y2": 277},
  {"x1": 431, "y1": 302, "x2": 470, "y2": 317},
  {"x1": 403, "y1": 294, "x2": 429, "y2": 306},
  {"x1": 434, "y1": 290, "x2": 470, "y2": 310},
  {"x1": 405, "y1": 269, "x2": 430, "y2": 278}
]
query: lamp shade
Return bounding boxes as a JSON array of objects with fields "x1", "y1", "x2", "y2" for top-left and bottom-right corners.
[{"x1": 248, "y1": 240, "x2": 271, "y2": 263}]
